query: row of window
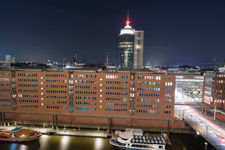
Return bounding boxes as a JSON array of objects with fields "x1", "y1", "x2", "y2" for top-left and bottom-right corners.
[
  {"x1": 106, "y1": 97, "x2": 127, "y2": 101},
  {"x1": 165, "y1": 82, "x2": 173, "y2": 86},
  {"x1": 20, "y1": 95, "x2": 38, "y2": 98},
  {"x1": 0, "y1": 73, "x2": 10, "y2": 76},
  {"x1": 75, "y1": 86, "x2": 96, "y2": 89},
  {"x1": 46, "y1": 74, "x2": 66, "y2": 77},
  {"x1": 76, "y1": 107, "x2": 96, "y2": 111},
  {"x1": 0, "y1": 78, "x2": 10, "y2": 81},
  {"x1": 106, "y1": 81, "x2": 128, "y2": 85},
  {"x1": 19, "y1": 99, "x2": 38, "y2": 103},
  {"x1": 137, "y1": 99, "x2": 160, "y2": 103},
  {"x1": 137, "y1": 104, "x2": 159, "y2": 108},
  {"x1": 137, "y1": 82, "x2": 160, "y2": 86},
  {"x1": 105, "y1": 75, "x2": 128, "y2": 79},
  {"x1": 46, "y1": 100, "x2": 67, "y2": 104},
  {"x1": 165, "y1": 94, "x2": 172, "y2": 98},
  {"x1": 46, "y1": 79, "x2": 66, "y2": 83},
  {"x1": 165, "y1": 99, "x2": 172, "y2": 103},
  {"x1": 105, "y1": 108, "x2": 127, "y2": 112},
  {"x1": 214, "y1": 99, "x2": 225, "y2": 103},
  {"x1": 46, "y1": 106, "x2": 67, "y2": 109},
  {"x1": 105, "y1": 103, "x2": 127, "y2": 107},
  {"x1": 46, "y1": 85, "x2": 67, "y2": 88},
  {"x1": 0, "y1": 99, "x2": 10, "y2": 102},
  {"x1": 106, "y1": 92, "x2": 127, "y2": 96},
  {"x1": 136, "y1": 110, "x2": 159, "y2": 114},
  {"x1": 137, "y1": 93, "x2": 160, "y2": 97},
  {"x1": 106, "y1": 87, "x2": 128, "y2": 90},
  {"x1": 75, "y1": 91, "x2": 96, "y2": 94},
  {"x1": 0, "y1": 93, "x2": 10, "y2": 97},
  {"x1": 0, "y1": 83, "x2": 10, "y2": 86},
  {"x1": 18, "y1": 73, "x2": 37, "y2": 77},
  {"x1": 165, "y1": 88, "x2": 173, "y2": 92},
  {"x1": 46, "y1": 95, "x2": 67, "y2": 99},
  {"x1": 137, "y1": 76, "x2": 161, "y2": 80},
  {"x1": 137, "y1": 87, "x2": 160, "y2": 91},
  {"x1": 18, "y1": 79, "x2": 38, "y2": 82},
  {"x1": 164, "y1": 111, "x2": 171, "y2": 114},
  {"x1": 0, "y1": 104, "x2": 11, "y2": 107},
  {"x1": 164, "y1": 105, "x2": 172, "y2": 108},
  {"x1": 75, "y1": 96, "x2": 96, "y2": 100},
  {"x1": 0, "y1": 89, "x2": 10, "y2": 92},
  {"x1": 18, "y1": 89, "x2": 38, "y2": 92},
  {"x1": 19, "y1": 105, "x2": 38, "y2": 108},
  {"x1": 18, "y1": 84, "x2": 38, "y2": 87},
  {"x1": 75, "y1": 102, "x2": 96, "y2": 105},
  {"x1": 165, "y1": 77, "x2": 173, "y2": 80},
  {"x1": 46, "y1": 90, "x2": 67, "y2": 93},
  {"x1": 75, "y1": 80, "x2": 97, "y2": 84},
  {"x1": 215, "y1": 85, "x2": 225, "y2": 89},
  {"x1": 75, "y1": 74, "x2": 96, "y2": 78}
]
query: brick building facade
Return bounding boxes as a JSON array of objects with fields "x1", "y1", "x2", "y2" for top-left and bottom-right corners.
[{"x1": 0, "y1": 69, "x2": 176, "y2": 129}]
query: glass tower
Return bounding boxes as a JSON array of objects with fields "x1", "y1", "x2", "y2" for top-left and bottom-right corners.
[{"x1": 117, "y1": 13, "x2": 144, "y2": 70}]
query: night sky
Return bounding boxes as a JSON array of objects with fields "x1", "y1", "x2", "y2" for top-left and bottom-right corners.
[{"x1": 0, "y1": 0, "x2": 225, "y2": 65}]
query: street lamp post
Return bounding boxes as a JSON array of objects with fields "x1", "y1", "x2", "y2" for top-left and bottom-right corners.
[{"x1": 214, "y1": 105, "x2": 217, "y2": 120}]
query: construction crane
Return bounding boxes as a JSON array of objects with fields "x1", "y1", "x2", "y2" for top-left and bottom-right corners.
[
  {"x1": 62, "y1": 58, "x2": 70, "y2": 68},
  {"x1": 200, "y1": 56, "x2": 224, "y2": 69}
]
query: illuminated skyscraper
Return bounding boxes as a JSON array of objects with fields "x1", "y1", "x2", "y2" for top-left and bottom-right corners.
[{"x1": 117, "y1": 12, "x2": 144, "y2": 70}]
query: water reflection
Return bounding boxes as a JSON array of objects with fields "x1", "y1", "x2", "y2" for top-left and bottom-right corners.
[
  {"x1": 19, "y1": 144, "x2": 28, "y2": 150},
  {"x1": 10, "y1": 143, "x2": 18, "y2": 150},
  {"x1": 39, "y1": 134, "x2": 51, "y2": 150},
  {"x1": 1, "y1": 134, "x2": 215, "y2": 150},
  {"x1": 59, "y1": 136, "x2": 71, "y2": 150},
  {"x1": 94, "y1": 138, "x2": 103, "y2": 150}
]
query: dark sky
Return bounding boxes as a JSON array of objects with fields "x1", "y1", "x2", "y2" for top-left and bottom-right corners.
[{"x1": 0, "y1": 0, "x2": 225, "y2": 65}]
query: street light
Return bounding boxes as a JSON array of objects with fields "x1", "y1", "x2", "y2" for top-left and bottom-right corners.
[{"x1": 214, "y1": 105, "x2": 217, "y2": 120}]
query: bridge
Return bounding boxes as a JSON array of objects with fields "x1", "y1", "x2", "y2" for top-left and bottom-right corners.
[
  {"x1": 175, "y1": 105, "x2": 225, "y2": 150},
  {"x1": 175, "y1": 102, "x2": 202, "y2": 106}
]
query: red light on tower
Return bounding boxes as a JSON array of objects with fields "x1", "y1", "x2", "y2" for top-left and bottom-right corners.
[{"x1": 126, "y1": 19, "x2": 130, "y2": 25}]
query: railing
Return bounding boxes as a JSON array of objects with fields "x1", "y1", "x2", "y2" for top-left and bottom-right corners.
[{"x1": 175, "y1": 102, "x2": 202, "y2": 106}]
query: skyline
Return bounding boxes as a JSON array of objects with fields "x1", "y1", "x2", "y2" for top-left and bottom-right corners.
[{"x1": 0, "y1": 0, "x2": 225, "y2": 65}]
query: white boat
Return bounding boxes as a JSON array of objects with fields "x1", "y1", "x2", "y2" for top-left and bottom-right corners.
[{"x1": 109, "y1": 130, "x2": 166, "y2": 150}]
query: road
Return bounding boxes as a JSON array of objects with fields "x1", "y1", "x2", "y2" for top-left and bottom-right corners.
[{"x1": 175, "y1": 105, "x2": 225, "y2": 150}]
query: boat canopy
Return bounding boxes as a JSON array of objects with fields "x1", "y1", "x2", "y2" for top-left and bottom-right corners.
[
  {"x1": 119, "y1": 132, "x2": 133, "y2": 139},
  {"x1": 11, "y1": 127, "x2": 23, "y2": 133}
]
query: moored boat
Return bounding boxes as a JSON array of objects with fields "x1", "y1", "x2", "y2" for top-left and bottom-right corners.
[
  {"x1": 110, "y1": 129, "x2": 166, "y2": 150},
  {"x1": 0, "y1": 127, "x2": 41, "y2": 143}
]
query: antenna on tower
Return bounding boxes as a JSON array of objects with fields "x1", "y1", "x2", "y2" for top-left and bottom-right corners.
[
  {"x1": 126, "y1": 9, "x2": 130, "y2": 25},
  {"x1": 127, "y1": 9, "x2": 129, "y2": 20},
  {"x1": 105, "y1": 52, "x2": 109, "y2": 66}
]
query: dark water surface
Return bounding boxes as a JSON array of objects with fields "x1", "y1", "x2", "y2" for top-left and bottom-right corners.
[{"x1": 0, "y1": 133, "x2": 216, "y2": 150}]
